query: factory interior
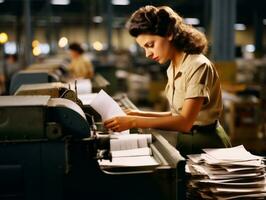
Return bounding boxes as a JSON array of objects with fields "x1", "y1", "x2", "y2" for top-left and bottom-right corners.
[{"x1": 0, "y1": 0, "x2": 266, "y2": 199}]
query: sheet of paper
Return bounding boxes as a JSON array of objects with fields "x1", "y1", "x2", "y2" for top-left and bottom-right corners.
[
  {"x1": 207, "y1": 172, "x2": 263, "y2": 180},
  {"x1": 78, "y1": 93, "x2": 97, "y2": 105},
  {"x1": 98, "y1": 156, "x2": 159, "y2": 167},
  {"x1": 206, "y1": 179, "x2": 266, "y2": 187},
  {"x1": 111, "y1": 147, "x2": 151, "y2": 158},
  {"x1": 222, "y1": 166, "x2": 265, "y2": 173},
  {"x1": 202, "y1": 145, "x2": 262, "y2": 162},
  {"x1": 69, "y1": 78, "x2": 92, "y2": 94},
  {"x1": 110, "y1": 134, "x2": 152, "y2": 151},
  {"x1": 217, "y1": 193, "x2": 266, "y2": 200},
  {"x1": 210, "y1": 185, "x2": 266, "y2": 193},
  {"x1": 187, "y1": 154, "x2": 203, "y2": 164},
  {"x1": 90, "y1": 89, "x2": 129, "y2": 134},
  {"x1": 201, "y1": 153, "x2": 262, "y2": 166}
]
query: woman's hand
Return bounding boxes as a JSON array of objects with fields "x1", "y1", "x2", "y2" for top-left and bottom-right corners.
[{"x1": 104, "y1": 116, "x2": 136, "y2": 132}]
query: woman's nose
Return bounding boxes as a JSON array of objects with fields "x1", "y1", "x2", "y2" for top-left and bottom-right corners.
[{"x1": 145, "y1": 49, "x2": 153, "y2": 59}]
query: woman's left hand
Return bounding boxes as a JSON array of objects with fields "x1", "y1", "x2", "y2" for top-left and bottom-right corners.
[{"x1": 103, "y1": 116, "x2": 136, "y2": 132}]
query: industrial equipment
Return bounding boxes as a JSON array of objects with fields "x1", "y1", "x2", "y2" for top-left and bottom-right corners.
[
  {"x1": 0, "y1": 95, "x2": 186, "y2": 200},
  {"x1": 9, "y1": 62, "x2": 110, "y2": 95}
]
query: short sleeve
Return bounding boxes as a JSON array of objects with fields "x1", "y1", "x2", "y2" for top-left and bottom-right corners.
[{"x1": 185, "y1": 63, "x2": 214, "y2": 105}]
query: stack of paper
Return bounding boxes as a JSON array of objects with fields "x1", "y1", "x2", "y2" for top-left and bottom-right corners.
[
  {"x1": 186, "y1": 145, "x2": 266, "y2": 200},
  {"x1": 98, "y1": 133, "x2": 159, "y2": 167},
  {"x1": 110, "y1": 134, "x2": 152, "y2": 151}
]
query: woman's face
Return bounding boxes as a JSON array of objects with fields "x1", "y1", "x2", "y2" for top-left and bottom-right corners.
[
  {"x1": 136, "y1": 34, "x2": 175, "y2": 64},
  {"x1": 69, "y1": 50, "x2": 80, "y2": 59}
]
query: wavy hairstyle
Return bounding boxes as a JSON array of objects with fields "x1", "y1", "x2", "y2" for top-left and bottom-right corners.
[{"x1": 126, "y1": 5, "x2": 208, "y2": 54}]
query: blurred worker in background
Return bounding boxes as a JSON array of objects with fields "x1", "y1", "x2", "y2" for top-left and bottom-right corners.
[
  {"x1": 0, "y1": 73, "x2": 4, "y2": 94},
  {"x1": 104, "y1": 5, "x2": 231, "y2": 157},
  {"x1": 68, "y1": 42, "x2": 94, "y2": 79},
  {"x1": 0, "y1": 54, "x2": 20, "y2": 94}
]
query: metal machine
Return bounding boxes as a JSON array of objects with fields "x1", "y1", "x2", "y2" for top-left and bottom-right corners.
[
  {"x1": 14, "y1": 82, "x2": 101, "y2": 121},
  {"x1": 9, "y1": 63, "x2": 65, "y2": 95},
  {"x1": 9, "y1": 62, "x2": 110, "y2": 95},
  {"x1": 0, "y1": 95, "x2": 186, "y2": 200}
]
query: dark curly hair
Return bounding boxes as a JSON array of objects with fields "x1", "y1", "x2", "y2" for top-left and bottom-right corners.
[
  {"x1": 68, "y1": 42, "x2": 84, "y2": 54},
  {"x1": 126, "y1": 5, "x2": 208, "y2": 54}
]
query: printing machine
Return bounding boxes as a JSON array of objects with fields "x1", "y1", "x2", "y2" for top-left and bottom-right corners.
[
  {"x1": 14, "y1": 82, "x2": 101, "y2": 121},
  {"x1": 9, "y1": 63, "x2": 64, "y2": 94},
  {"x1": 0, "y1": 94, "x2": 186, "y2": 200},
  {"x1": 9, "y1": 62, "x2": 110, "y2": 95}
]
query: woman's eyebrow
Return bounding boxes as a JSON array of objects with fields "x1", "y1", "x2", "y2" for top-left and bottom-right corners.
[{"x1": 144, "y1": 41, "x2": 153, "y2": 47}]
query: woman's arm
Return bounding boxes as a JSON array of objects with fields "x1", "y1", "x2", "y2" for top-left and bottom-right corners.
[
  {"x1": 104, "y1": 97, "x2": 204, "y2": 133},
  {"x1": 125, "y1": 108, "x2": 172, "y2": 117}
]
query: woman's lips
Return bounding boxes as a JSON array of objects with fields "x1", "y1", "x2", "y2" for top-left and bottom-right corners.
[{"x1": 153, "y1": 57, "x2": 159, "y2": 62}]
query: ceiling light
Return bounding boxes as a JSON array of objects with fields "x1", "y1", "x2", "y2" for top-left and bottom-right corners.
[
  {"x1": 33, "y1": 46, "x2": 41, "y2": 56},
  {"x1": 39, "y1": 43, "x2": 50, "y2": 54},
  {"x1": 184, "y1": 18, "x2": 200, "y2": 25},
  {"x1": 0, "y1": 0, "x2": 5, "y2": 3},
  {"x1": 0, "y1": 32, "x2": 8, "y2": 44},
  {"x1": 93, "y1": 16, "x2": 103, "y2": 23},
  {"x1": 111, "y1": 0, "x2": 129, "y2": 5},
  {"x1": 234, "y1": 23, "x2": 246, "y2": 31},
  {"x1": 93, "y1": 41, "x2": 103, "y2": 51},
  {"x1": 5, "y1": 42, "x2": 17, "y2": 54},
  {"x1": 32, "y1": 40, "x2": 40, "y2": 48},
  {"x1": 51, "y1": 0, "x2": 70, "y2": 5},
  {"x1": 245, "y1": 44, "x2": 255, "y2": 53},
  {"x1": 58, "y1": 37, "x2": 68, "y2": 48}
]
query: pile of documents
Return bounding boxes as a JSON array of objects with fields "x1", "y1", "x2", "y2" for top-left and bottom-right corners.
[
  {"x1": 186, "y1": 145, "x2": 266, "y2": 199},
  {"x1": 110, "y1": 133, "x2": 152, "y2": 151},
  {"x1": 98, "y1": 134, "x2": 159, "y2": 167}
]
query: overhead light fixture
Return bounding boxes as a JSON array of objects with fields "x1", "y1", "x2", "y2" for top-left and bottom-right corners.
[
  {"x1": 111, "y1": 0, "x2": 130, "y2": 5},
  {"x1": 0, "y1": 0, "x2": 5, "y2": 4},
  {"x1": 93, "y1": 16, "x2": 103, "y2": 23},
  {"x1": 93, "y1": 41, "x2": 103, "y2": 51},
  {"x1": 33, "y1": 46, "x2": 41, "y2": 56},
  {"x1": 32, "y1": 40, "x2": 40, "y2": 48},
  {"x1": 58, "y1": 37, "x2": 68, "y2": 48},
  {"x1": 184, "y1": 18, "x2": 200, "y2": 25},
  {"x1": 0, "y1": 32, "x2": 8, "y2": 44},
  {"x1": 245, "y1": 44, "x2": 255, "y2": 53},
  {"x1": 39, "y1": 43, "x2": 50, "y2": 54},
  {"x1": 51, "y1": 0, "x2": 70, "y2": 5},
  {"x1": 234, "y1": 23, "x2": 246, "y2": 31},
  {"x1": 5, "y1": 42, "x2": 17, "y2": 54}
]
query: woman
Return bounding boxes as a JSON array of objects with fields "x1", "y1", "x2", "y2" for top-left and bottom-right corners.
[
  {"x1": 104, "y1": 5, "x2": 231, "y2": 156},
  {"x1": 68, "y1": 42, "x2": 94, "y2": 79}
]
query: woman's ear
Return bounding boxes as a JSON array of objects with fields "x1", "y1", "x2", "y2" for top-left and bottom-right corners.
[{"x1": 168, "y1": 34, "x2": 173, "y2": 41}]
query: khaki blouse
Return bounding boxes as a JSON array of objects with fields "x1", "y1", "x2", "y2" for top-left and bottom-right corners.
[
  {"x1": 69, "y1": 56, "x2": 94, "y2": 79},
  {"x1": 165, "y1": 54, "x2": 222, "y2": 126}
]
